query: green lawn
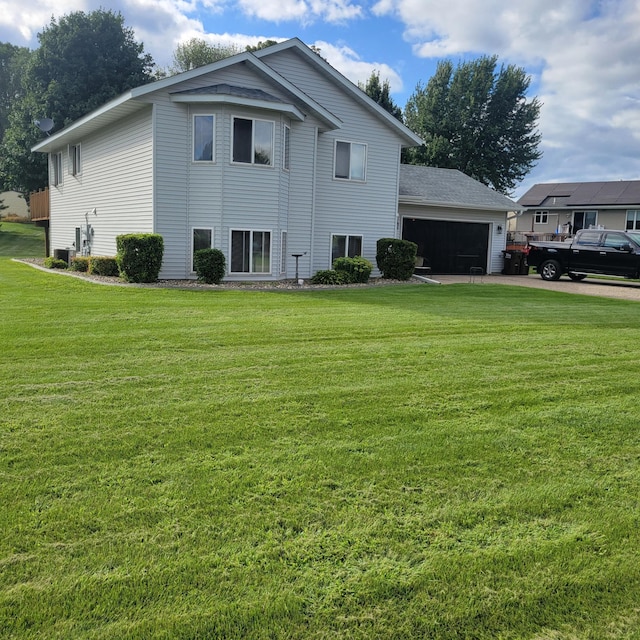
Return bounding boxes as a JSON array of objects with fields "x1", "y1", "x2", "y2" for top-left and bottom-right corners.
[
  {"x1": 0, "y1": 221, "x2": 46, "y2": 257},
  {"x1": 1, "y1": 259, "x2": 639, "y2": 639}
]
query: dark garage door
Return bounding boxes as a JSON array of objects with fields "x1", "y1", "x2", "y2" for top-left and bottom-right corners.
[{"x1": 402, "y1": 219, "x2": 489, "y2": 274}]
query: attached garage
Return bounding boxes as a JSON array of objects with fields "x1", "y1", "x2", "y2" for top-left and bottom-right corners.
[{"x1": 399, "y1": 166, "x2": 522, "y2": 275}]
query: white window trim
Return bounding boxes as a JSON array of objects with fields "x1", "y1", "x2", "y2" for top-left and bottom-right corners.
[
  {"x1": 51, "y1": 152, "x2": 63, "y2": 187},
  {"x1": 330, "y1": 233, "x2": 363, "y2": 266},
  {"x1": 192, "y1": 114, "x2": 216, "y2": 163},
  {"x1": 333, "y1": 139, "x2": 367, "y2": 182},
  {"x1": 280, "y1": 231, "x2": 287, "y2": 274},
  {"x1": 534, "y1": 210, "x2": 548, "y2": 225},
  {"x1": 229, "y1": 228, "x2": 273, "y2": 275},
  {"x1": 191, "y1": 227, "x2": 214, "y2": 273},
  {"x1": 283, "y1": 125, "x2": 290, "y2": 171},
  {"x1": 68, "y1": 143, "x2": 81, "y2": 176},
  {"x1": 626, "y1": 210, "x2": 640, "y2": 230},
  {"x1": 231, "y1": 116, "x2": 275, "y2": 167}
]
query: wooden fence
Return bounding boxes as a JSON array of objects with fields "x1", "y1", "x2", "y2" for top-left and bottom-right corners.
[{"x1": 29, "y1": 187, "x2": 49, "y2": 221}]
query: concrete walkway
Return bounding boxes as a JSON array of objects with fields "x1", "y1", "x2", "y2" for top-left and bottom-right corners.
[{"x1": 429, "y1": 273, "x2": 640, "y2": 302}]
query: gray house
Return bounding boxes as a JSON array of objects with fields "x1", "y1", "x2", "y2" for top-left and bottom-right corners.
[
  {"x1": 31, "y1": 38, "x2": 422, "y2": 280},
  {"x1": 516, "y1": 180, "x2": 640, "y2": 239}
]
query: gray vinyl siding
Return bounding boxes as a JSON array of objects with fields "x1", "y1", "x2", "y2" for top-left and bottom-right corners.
[
  {"x1": 49, "y1": 107, "x2": 153, "y2": 258},
  {"x1": 261, "y1": 49, "x2": 403, "y2": 274},
  {"x1": 399, "y1": 204, "x2": 507, "y2": 275}
]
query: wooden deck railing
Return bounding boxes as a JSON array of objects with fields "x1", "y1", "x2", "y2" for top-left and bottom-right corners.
[{"x1": 29, "y1": 187, "x2": 49, "y2": 221}]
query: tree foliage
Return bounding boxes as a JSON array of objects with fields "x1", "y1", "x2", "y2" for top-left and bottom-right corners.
[
  {"x1": 0, "y1": 43, "x2": 30, "y2": 142},
  {"x1": 169, "y1": 38, "x2": 241, "y2": 74},
  {"x1": 404, "y1": 56, "x2": 542, "y2": 194},
  {"x1": 0, "y1": 9, "x2": 155, "y2": 196},
  {"x1": 360, "y1": 71, "x2": 403, "y2": 121}
]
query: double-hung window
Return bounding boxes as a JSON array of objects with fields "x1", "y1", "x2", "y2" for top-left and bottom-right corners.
[
  {"x1": 192, "y1": 228, "x2": 213, "y2": 271},
  {"x1": 626, "y1": 210, "x2": 640, "y2": 230},
  {"x1": 232, "y1": 117, "x2": 273, "y2": 166},
  {"x1": 231, "y1": 230, "x2": 271, "y2": 274},
  {"x1": 51, "y1": 152, "x2": 63, "y2": 186},
  {"x1": 331, "y1": 234, "x2": 362, "y2": 264},
  {"x1": 334, "y1": 141, "x2": 366, "y2": 181},
  {"x1": 69, "y1": 144, "x2": 81, "y2": 176},
  {"x1": 534, "y1": 210, "x2": 548, "y2": 224},
  {"x1": 193, "y1": 115, "x2": 215, "y2": 162}
]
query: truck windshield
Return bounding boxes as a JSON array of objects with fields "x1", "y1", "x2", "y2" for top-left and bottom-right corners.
[{"x1": 627, "y1": 232, "x2": 640, "y2": 246}]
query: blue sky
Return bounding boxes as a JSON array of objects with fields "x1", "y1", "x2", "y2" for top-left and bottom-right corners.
[{"x1": 3, "y1": 0, "x2": 640, "y2": 198}]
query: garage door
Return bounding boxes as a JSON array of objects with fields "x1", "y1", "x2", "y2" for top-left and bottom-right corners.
[{"x1": 402, "y1": 219, "x2": 489, "y2": 274}]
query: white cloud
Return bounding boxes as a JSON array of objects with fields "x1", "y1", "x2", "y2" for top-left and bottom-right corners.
[
  {"x1": 374, "y1": 0, "x2": 640, "y2": 190},
  {"x1": 312, "y1": 40, "x2": 403, "y2": 93},
  {"x1": 237, "y1": 0, "x2": 363, "y2": 23}
]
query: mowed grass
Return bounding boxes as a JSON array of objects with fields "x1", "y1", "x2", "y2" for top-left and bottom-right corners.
[
  {"x1": 1, "y1": 259, "x2": 639, "y2": 639},
  {"x1": 0, "y1": 222, "x2": 46, "y2": 257}
]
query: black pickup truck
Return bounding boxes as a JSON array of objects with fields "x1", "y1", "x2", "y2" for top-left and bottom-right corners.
[{"x1": 527, "y1": 229, "x2": 640, "y2": 281}]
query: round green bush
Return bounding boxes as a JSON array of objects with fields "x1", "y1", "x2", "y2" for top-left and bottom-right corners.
[
  {"x1": 193, "y1": 248, "x2": 226, "y2": 284},
  {"x1": 310, "y1": 269, "x2": 349, "y2": 285},
  {"x1": 376, "y1": 238, "x2": 417, "y2": 280},
  {"x1": 70, "y1": 257, "x2": 90, "y2": 272},
  {"x1": 89, "y1": 256, "x2": 119, "y2": 277},
  {"x1": 332, "y1": 256, "x2": 373, "y2": 283},
  {"x1": 44, "y1": 257, "x2": 68, "y2": 269}
]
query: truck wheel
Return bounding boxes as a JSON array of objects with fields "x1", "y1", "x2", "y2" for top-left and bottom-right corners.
[
  {"x1": 540, "y1": 259, "x2": 562, "y2": 281},
  {"x1": 568, "y1": 272, "x2": 587, "y2": 281}
]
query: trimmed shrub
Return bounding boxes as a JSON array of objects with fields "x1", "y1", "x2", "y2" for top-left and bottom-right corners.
[
  {"x1": 116, "y1": 233, "x2": 164, "y2": 283},
  {"x1": 333, "y1": 256, "x2": 373, "y2": 283},
  {"x1": 89, "y1": 256, "x2": 119, "y2": 277},
  {"x1": 310, "y1": 269, "x2": 349, "y2": 285},
  {"x1": 44, "y1": 257, "x2": 68, "y2": 269},
  {"x1": 194, "y1": 248, "x2": 226, "y2": 284},
  {"x1": 376, "y1": 238, "x2": 418, "y2": 280},
  {"x1": 70, "y1": 256, "x2": 90, "y2": 272}
]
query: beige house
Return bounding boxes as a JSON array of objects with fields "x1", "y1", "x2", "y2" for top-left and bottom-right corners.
[{"x1": 515, "y1": 180, "x2": 640, "y2": 242}]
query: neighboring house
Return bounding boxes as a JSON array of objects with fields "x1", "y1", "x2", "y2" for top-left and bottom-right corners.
[
  {"x1": 516, "y1": 180, "x2": 640, "y2": 240},
  {"x1": 31, "y1": 38, "x2": 423, "y2": 280},
  {"x1": 399, "y1": 166, "x2": 521, "y2": 274}
]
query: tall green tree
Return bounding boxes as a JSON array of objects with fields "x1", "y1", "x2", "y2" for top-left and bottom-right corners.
[
  {"x1": 169, "y1": 38, "x2": 241, "y2": 74},
  {"x1": 0, "y1": 9, "x2": 155, "y2": 196},
  {"x1": 0, "y1": 43, "x2": 30, "y2": 144},
  {"x1": 359, "y1": 71, "x2": 403, "y2": 121},
  {"x1": 404, "y1": 56, "x2": 542, "y2": 194}
]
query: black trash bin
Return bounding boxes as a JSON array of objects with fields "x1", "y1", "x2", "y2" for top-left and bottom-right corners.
[{"x1": 502, "y1": 250, "x2": 523, "y2": 275}]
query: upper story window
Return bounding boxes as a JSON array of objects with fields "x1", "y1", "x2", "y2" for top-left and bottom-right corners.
[
  {"x1": 232, "y1": 117, "x2": 273, "y2": 166},
  {"x1": 534, "y1": 210, "x2": 548, "y2": 224},
  {"x1": 283, "y1": 125, "x2": 290, "y2": 171},
  {"x1": 334, "y1": 141, "x2": 366, "y2": 181},
  {"x1": 193, "y1": 115, "x2": 215, "y2": 162},
  {"x1": 51, "y1": 152, "x2": 63, "y2": 186},
  {"x1": 626, "y1": 210, "x2": 640, "y2": 230},
  {"x1": 69, "y1": 144, "x2": 81, "y2": 176}
]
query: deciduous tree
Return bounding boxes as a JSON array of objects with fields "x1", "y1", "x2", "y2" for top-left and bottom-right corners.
[
  {"x1": 404, "y1": 56, "x2": 541, "y2": 194},
  {"x1": 0, "y1": 9, "x2": 155, "y2": 196}
]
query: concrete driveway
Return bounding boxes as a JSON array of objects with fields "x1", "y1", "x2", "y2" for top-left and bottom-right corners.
[{"x1": 430, "y1": 273, "x2": 640, "y2": 302}]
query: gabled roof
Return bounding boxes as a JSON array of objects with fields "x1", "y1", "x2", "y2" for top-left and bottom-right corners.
[
  {"x1": 32, "y1": 38, "x2": 422, "y2": 154},
  {"x1": 253, "y1": 38, "x2": 423, "y2": 148},
  {"x1": 518, "y1": 180, "x2": 640, "y2": 208},
  {"x1": 399, "y1": 165, "x2": 521, "y2": 212},
  {"x1": 32, "y1": 43, "x2": 342, "y2": 153}
]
